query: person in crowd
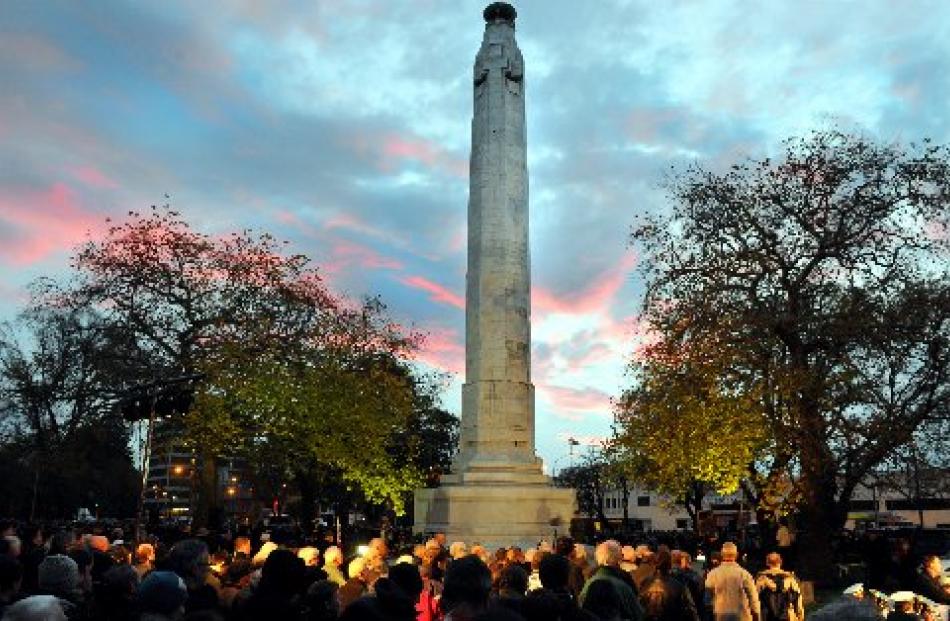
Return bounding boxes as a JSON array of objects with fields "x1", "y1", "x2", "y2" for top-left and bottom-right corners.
[
  {"x1": 639, "y1": 546, "x2": 699, "y2": 621},
  {"x1": 555, "y1": 537, "x2": 587, "y2": 600},
  {"x1": 755, "y1": 553, "x2": 803, "y2": 621},
  {"x1": 1, "y1": 594, "x2": 68, "y2": 621},
  {"x1": 538, "y1": 552, "x2": 599, "y2": 621},
  {"x1": 0, "y1": 537, "x2": 21, "y2": 560},
  {"x1": 525, "y1": 549, "x2": 542, "y2": 592},
  {"x1": 233, "y1": 548, "x2": 306, "y2": 621},
  {"x1": 298, "y1": 547, "x2": 320, "y2": 567},
  {"x1": 494, "y1": 564, "x2": 528, "y2": 612},
  {"x1": 36, "y1": 554, "x2": 88, "y2": 620},
  {"x1": 167, "y1": 539, "x2": 218, "y2": 615},
  {"x1": 17, "y1": 526, "x2": 44, "y2": 595},
  {"x1": 66, "y1": 548, "x2": 93, "y2": 600},
  {"x1": 322, "y1": 546, "x2": 346, "y2": 587},
  {"x1": 0, "y1": 554, "x2": 23, "y2": 617},
  {"x1": 704, "y1": 543, "x2": 759, "y2": 621},
  {"x1": 582, "y1": 579, "x2": 625, "y2": 621},
  {"x1": 251, "y1": 541, "x2": 277, "y2": 568},
  {"x1": 137, "y1": 570, "x2": 188, "y2": 621},
  {"x1": 579, "y1": 540, "x2": 643, "y2": 621},
  {"x1": 774, "y1": 522, "x2": 793, "y2": 572},
  {"x1": 133, "y1": 544, "x2": 156, "y2": 580},
  {"x1": 451, "y1": 542, "x2": 470, "y2": 561},
  {"x1": 915, "y1": 555, "x2": 950, "y2": 605},
  {"x1": 633, "y1": 547, "x2": 658, "y2": 593},
  {"x1": 621, "y1": 547, "x2": 638, "y2": 574},
  {"x1": 442, "y1": 555, "x2": 493, "y2": 621},
  {"x1": 48, "y1": 530, "x2": 76, "y2": 557},
  {"x1": 338, "y1": 556, "x2": 374, "y2": 611},
  {"x1": 304, "y1": 579, "x2": 340, "y2": 621},
  {"x1": 671, "y1": 550, "x2": 703, "y2": 617},
  {"x1": 94, "y1": 564, "x2": 138, "y2": 621}
]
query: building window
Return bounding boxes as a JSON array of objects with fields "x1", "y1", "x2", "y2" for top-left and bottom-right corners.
[
  {"x1": 676, "y1": 519, "x2": 689, "y2": 530},
  {"x1": 637, "y1": 495, "x2": 650, "y2": 507}
]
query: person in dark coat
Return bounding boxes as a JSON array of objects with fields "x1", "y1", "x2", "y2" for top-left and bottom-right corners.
[
  {"x1": 639, "y1": 547, "x2": 700, "y2": 621},
  {"x1": 915, "y1": 555, "x2": 950, "y2": 605}
]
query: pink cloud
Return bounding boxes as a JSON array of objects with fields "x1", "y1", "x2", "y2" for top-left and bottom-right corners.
[
  {"x1": 538, "y1": 383, "x2": 612, "y2": 414},
  {"x1": 348, "y1": 130, "x2": 467, "y2": 179},
  {"x1": 380, "y1": 134, "x2": 467, "y2": 178},
  {"x1": 400, "y1": 275, "x2": 464, "y2": 309},
  {"x1": 0, "y1": 34, "x2": 80, "y2": 72},
  {"x1": 325, "y1": 240, "x2": 403, "y2": 273},
  {"x1": 415, "y1": 327, "x2": 464, "y2": 375},
  {"x1": 0, "y1": 182, "x2": 102, "y2": 266},
  {"x1": 71, "y1": 165, "x2": 119, "y2": 189},
  {"x1": 533, "y1": 252, "x2": 637, "y2": 316}
]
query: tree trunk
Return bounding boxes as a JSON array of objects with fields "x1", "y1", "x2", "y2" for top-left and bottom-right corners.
[
  {"x1": 193, "y1": 452, "x2": 218, "y2": 530},
  {"x1": 621, "y1": 477, "x2": 630, "y2": 530},
  {"x1": 295, "y1": 468, "x2": 317, "y2": 536},
  {"x1": 795, "y1": 422, "x2": 841, "y2": 583}
]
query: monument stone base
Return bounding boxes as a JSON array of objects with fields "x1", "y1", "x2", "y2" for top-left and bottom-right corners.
[{"x1": 413, "y1": 481, "x2": 575, "y2": 549}]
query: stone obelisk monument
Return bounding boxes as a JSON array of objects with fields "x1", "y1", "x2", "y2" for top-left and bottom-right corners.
[{"x1": 414, "y1": 2, "x2": 575, "y2": 546}]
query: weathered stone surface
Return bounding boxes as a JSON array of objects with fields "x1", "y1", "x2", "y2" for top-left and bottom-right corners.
[{"x1": 414, "y1": 3, "x2": 575, "y2": 545}]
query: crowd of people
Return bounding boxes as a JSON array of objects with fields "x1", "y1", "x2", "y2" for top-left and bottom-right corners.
[{"x1": 0, "y1": 520, "x2": 946, "y2": 621}]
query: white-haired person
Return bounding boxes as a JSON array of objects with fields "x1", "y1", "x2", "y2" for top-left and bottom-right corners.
[
  {"x1": 705, "y1": 542, "x2": 760, "y2": 621},
  {"x1": 449, "y1": 541, "x2": 468, "y2": 561},
  {"x1": 297, "y1": 546, "x2": 320, "y2": 567},
  {"x1": 579, "y1": 539, "x2": 644, "y2": 621},
  {"x1": 322, "y1": 546, "x2": 346, "y2": 586}
]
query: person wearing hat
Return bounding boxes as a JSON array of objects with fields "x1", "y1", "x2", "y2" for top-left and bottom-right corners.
[
  {"x1": 1, "y1": 594, "x2": 68, "y2": 621},
  {"x1": 36, "y1": 554, "x2": 86, "y2": 619},
  {"x1": 138, "y1": 571, "x2": 188, "y2": 621}
]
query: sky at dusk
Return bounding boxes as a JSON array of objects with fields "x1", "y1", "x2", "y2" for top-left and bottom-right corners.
[{"x1": 2, "y1": 1, "x2": 949, "y2": 470}]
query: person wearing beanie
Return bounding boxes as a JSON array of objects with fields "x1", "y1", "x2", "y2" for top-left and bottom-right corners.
[
  {"x1": 2, "y1": 594, "x2": 67, "y2": 621},
  {"x1": 37, "y1": 555, "x2": 80, "y2": 599},
  {"x1": 137, "y1": 571, "x2": 188, "y2": 621},
  {"x1": 36, "y1": 554, "x2": 87, "y2": 620}
]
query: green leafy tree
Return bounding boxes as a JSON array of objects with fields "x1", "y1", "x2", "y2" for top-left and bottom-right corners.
[
  {"x1": 626, "y1": 130, "x2": 950, "y2": 579},
  {"x1": 35, "y1": 207, "x2": 430, "y2": 525}
]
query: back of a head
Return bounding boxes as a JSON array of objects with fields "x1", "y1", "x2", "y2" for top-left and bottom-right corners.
[
  {"x1": 138, "y1": 570, "x2": 188, "y2": 615},
  {"x1": 442, "y1": 555, "x2": 492, "y2": 613},
  {"x1": 297, "y1": 546, "x2": 320, "y2": 567},
  {"x1": 168, "y1": 538, "x2": 209, "y2": 577},
  {"x1": 498, "y1": 564, "x2": 528, "y2": 595},
  {"x1": 348, "y1": 555, "x2": 367, "y2": 580},
  {"x1": 261, "y1": 548, "x2": 305, "y2": 595},
  {"x1": 306, "y1": 579, "x2": 340, "y2": 620},
  {"x1": 555, "y1": 536, "x2": 575, "y2": 558},
  {"x1": 582, "y1": 578, "x2": 621, "y2": 619},
  {"x1": 323, "y1": 545, "x2": 342, "y2": 566},
  {"x1": 538, "y1": 553, "x2": 570, "y2": 592},
  {"x1": 388, "y1": 562, "x2": 424, "y2": 601},
  {"x1": 2, "y1": 594, "x2": 66, "y2": 621},
  {"x1": 721, "y1": 542, "x2": 738, "y2": 562},
  {"x1": 766, "y1": 552, "x2": 782, "y2": 569},
  {"x1": 37, "y1": 554, "x2": 79, "y2": 596},
  {"x1": 595, "y1": 540, "x2": 621, "y2": 567},
  {"x1": 135, "y1": 543, "x2": 155, "y2": 564}
]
